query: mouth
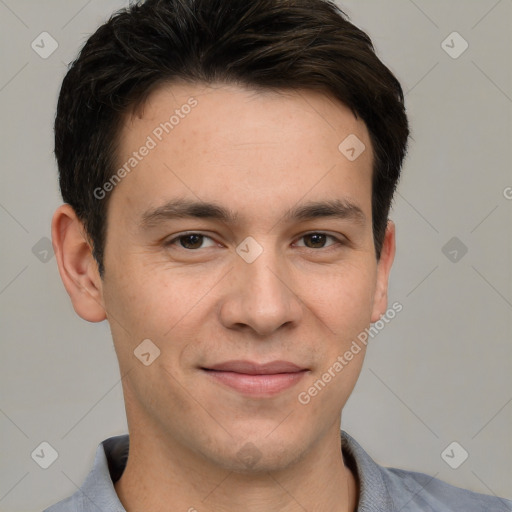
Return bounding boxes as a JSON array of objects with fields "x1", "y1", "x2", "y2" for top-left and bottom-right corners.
[{"x1": 201, "y1": 360, "x2": 309, "y2": 397}]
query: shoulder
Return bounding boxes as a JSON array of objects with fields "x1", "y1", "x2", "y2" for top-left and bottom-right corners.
[
  {"x1": 42, "y1": 435, "x2": 129, "y2": 512},
  {"x1": 42, "y1": 483, "x2": 112, "y2": 512},
  {"x1": 381, "y1": 466, "x2": 512, "y2": 511},
  {"x1": 43, "y1": 495, "x2": 76, "y2": 512},
  {"x1": 341, "y1": 430, "x2": 512, "y2": 512}
]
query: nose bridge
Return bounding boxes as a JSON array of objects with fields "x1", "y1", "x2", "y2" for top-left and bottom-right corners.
[
  {"x1": 240, "y1": 241, "x2": 292, "y2": 310},
  {"x1": 245, "y1": 254, "x2": 288, "y2": 305},
  {"x1": 220, "y1": 238, "x2": 302, "y2": 335}
]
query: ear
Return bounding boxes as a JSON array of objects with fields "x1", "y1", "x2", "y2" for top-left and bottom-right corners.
[
  {"x1": 51, "y1": 204, "x2": 106, "y2": 322},
  {"x1": 370, "y1": 220, "x2": 396, "y2": 323}
]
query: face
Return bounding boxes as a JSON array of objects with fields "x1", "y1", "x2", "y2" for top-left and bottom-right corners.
[{"x1": 88, "y1": 83, "x2": 393, "y2": 471}]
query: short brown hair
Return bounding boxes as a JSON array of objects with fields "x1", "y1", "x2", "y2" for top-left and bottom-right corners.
[{"x1": 55, "y1": 0, "x2": 409, "y2": 275}]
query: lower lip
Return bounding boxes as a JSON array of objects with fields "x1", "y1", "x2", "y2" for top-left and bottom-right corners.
[{"x1": 203, "y1": 370, "x2": 307, "y2": 396}]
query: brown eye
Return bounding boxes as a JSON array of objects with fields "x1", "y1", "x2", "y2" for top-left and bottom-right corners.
[
  {"x1": 302, "y1": 233, "x2": 328, "y2": 248},
  {"x1": 294, "y1": 233, "x2": 344, "y2": 250},
  {"x1": 179, "y1": 234, "x2": 204, "y2": 249},
  {"x1": 166, "y1": 233, "x2": 216, "y2": 250}
]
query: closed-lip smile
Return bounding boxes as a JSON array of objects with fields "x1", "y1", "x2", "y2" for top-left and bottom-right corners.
[{"x1": 202, "y1": 360, "x2": 308, "y2": 396}]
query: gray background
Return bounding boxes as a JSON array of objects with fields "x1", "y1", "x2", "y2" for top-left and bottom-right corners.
[{"x1": 0, "y1": 0, "x2": 511, "y2": 510}]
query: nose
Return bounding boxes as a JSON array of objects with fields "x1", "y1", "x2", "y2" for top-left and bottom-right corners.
[{"x1": 218, "y1": 245, "x2": 303, "y2": 337}]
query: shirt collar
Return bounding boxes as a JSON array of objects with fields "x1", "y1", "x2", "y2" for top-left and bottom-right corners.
[
  {"x1": 342, "y1": 431, "x2": 395, "y2": 511},
  {"x1": 79, "y1": 430, "x2": 393, "y2": 511}
]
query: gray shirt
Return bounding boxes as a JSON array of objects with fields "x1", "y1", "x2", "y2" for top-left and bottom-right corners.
[{"x1": 44, "y1": 431, "x2": 511, "y2": 511}]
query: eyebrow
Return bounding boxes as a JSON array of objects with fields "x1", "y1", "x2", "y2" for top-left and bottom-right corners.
[{"x1": 140, "y1": 198, "x2": 366, "y2": 229}]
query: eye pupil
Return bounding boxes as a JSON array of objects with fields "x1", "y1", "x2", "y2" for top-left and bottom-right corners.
[
  {"x1": 174, "y1": 233, "x2": 333, "y2": 251},
  {"x1": 305, "y1": 233, "x2": 327, "y2": 248},
  {"x1": 180, "y1": 234, "x2": 203, "y2": 249}
]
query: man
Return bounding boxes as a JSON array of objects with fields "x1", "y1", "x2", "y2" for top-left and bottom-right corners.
[{"x1": 46, "y1": 0, "x2": 511, "y2": 510}]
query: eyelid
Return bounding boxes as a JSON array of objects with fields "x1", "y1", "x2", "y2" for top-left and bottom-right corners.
[
  {"x1": 165, "y1": 231, "x2": 218, "y2": 248},
  {"x1": 164, "y1": 230, "x2": 346, "y2": 250},
  {"x1": 292, "y1": 231, "x2": 345, "y2": 248}
]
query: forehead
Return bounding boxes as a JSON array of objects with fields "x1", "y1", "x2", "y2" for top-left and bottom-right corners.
[
  {"x1": 126, "y1": 81, "x2": 369, "y2": 147},
  {"x1": 112, "y1": 82, "x2": 374, "y2": 224}
]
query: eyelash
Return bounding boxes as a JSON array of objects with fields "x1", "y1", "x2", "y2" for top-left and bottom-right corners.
[{"x1": 164, "y1": 232, "x2": 345, "y2": 251}]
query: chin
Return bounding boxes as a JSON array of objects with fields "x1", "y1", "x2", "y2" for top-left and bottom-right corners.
[{"x1": 210, "y1": 434, "x2": 307, "y2": 474}]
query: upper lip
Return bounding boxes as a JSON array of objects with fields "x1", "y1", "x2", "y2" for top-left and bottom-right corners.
[{"x1": 203, "y1": 360, "x2": 306, "y2": 375}]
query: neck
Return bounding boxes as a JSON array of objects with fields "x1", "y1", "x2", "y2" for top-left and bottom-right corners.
[{"x1": 114, "y1": 422, "x2": 358, "y2": 512}]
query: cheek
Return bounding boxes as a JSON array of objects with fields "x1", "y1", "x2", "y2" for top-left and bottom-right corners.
[
  {"x1": 103, "y1": 262, "x2": 222, "y2": 351},
  {"x1": 301, "y1": 261, "x2": 377, "y2": 336}
]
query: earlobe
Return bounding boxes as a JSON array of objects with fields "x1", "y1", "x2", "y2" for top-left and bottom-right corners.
[
  {"x1": 370, "y1": 220, "x2": 396, "y2": 323},
  {"x1": 51, "y1": 204, "x2": 107, "y2": 323}
]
